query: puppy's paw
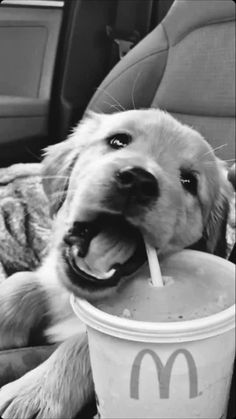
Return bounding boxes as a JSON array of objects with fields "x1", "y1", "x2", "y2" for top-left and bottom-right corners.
[
  {"x1": 0, "y1": 367, "x2": 79, "y2": 419},
  {"x1": 0, "y1": 272, "x2": 49, "y2": 350},
  {"x1": 0, "y1": 334, "x2": 93, "y2": 419}
]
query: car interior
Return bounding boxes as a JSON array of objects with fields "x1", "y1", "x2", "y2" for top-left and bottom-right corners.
[
  {"x1": 0, "y1": 0, "x2": 235, "y2": 418},
  {"x1": 0, "y1": 0, "x2": 174, "y2": 166}
]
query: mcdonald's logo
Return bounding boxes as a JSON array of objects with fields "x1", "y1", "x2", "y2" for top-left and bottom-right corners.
[{"x1": 130, "y1": 348, "x2": 198, "y2": 399}]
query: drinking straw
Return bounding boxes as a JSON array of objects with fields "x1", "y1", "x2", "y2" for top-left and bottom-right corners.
[{"x1": 145, "y1": 240, "x2": 164, "y2": 287}]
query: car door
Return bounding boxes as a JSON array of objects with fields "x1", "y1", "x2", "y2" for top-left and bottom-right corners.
[
  {"x1": 0, "y1": 0, "x2": 175, "y2": 166},
  {"x1": 0, "y1": 0, "x2": 128, "y2": 165},
  {"x1": 0, "y1": 0, "x2": 63, "y2": 165}
]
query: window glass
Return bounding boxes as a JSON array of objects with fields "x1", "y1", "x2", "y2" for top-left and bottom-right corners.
[{"x1": 2, "y1": 0, "x2": 64, "y2": 6}]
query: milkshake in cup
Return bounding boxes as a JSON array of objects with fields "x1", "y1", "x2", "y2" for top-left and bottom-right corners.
[{"x1": 71, "y1": 250, "x2": 235, "y2": 419}]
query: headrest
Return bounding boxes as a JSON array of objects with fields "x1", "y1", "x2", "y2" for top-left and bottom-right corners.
[{"x1": 163, "y1": 0, "x2": 235, "y2": 45}]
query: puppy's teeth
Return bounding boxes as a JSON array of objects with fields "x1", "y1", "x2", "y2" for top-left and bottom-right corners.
[
  {"x1": 98, "y1": 268, "x2": 116, "y2": 280},
  {"x1": 72, "y1": 245, "x2": 79, "y2": 257},
  {"x1": 72, "y1": 244, "x2": 86, "y2": 259}
]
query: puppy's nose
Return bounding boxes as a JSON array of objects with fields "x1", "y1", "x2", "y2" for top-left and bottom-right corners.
[{"x1": 115, "y1": 166, "x2": 158, "y2": 202}]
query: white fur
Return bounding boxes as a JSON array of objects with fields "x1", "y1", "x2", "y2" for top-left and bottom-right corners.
[
  {"x1": 44, "y1": 317, "x2": 86, "y2": 343},
  {"x1": 0, "y1": 109, "x2": 232, "y2": 419}
]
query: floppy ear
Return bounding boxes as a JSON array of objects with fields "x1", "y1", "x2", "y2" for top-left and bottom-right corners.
[
  {"x1": 204, "y1": 160, "x2": 233, "y2": 257},
  {"x1": 42, "y1": 139, "x2": 77, "y2": 216},
  {"x1": 42, "y1": 111, "x2": 101, "y2": 216}
]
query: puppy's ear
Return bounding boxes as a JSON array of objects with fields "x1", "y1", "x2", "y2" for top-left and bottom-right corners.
[
  {"x1": 204, "y1": 160, "x2": 233, "y2": 257},
  {"x1": 42, "y1": 111, "x2": 101, "y2": 216},
  {"x1": 42, "y1": 139, "x2": 76, "y2": 216}
]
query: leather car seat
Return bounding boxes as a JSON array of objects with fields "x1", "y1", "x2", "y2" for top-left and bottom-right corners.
[{"x1": 89, "y1": 0, "x2": 235, "y2": 162}]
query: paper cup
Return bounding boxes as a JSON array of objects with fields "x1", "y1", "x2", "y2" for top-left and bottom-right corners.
[{"x1": 71, "y1": 251, "x2": 235, "y2": 419}]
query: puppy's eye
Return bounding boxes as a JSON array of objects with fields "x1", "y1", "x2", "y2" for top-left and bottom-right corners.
[
  {"x1": 180, "y1": 169, "x2": 198, "y2": 195},
  {"x1": 106, "y1": 133, "x2": 132, "y2": 149}
]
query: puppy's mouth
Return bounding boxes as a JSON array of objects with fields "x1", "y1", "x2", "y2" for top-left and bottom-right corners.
[{"x1": 62, "y1": 213, "x2": 146, "y2": 289}]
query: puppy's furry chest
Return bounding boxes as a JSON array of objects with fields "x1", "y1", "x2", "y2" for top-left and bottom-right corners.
[{"x1": 45, "y1": 316, "x2": 86, "y2": 343}]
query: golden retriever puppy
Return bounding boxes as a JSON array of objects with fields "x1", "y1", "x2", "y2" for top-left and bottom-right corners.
[{"x1": 0, "y1": 109, "x2": 232, "y2": 419}]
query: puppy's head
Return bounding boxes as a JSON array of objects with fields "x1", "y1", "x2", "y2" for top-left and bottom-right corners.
[{"x1": 42, "y1": 109, "x2": 232, "y2": 300}]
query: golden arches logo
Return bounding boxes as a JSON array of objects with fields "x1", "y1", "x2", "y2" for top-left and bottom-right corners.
[{"x1": 130, "y1": 348, "x2": 198, "y2": 399}]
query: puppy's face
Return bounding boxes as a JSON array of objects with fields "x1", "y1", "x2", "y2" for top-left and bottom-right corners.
[{"x1": 43, "y1": 109, "x2": 231, "y2": 299}]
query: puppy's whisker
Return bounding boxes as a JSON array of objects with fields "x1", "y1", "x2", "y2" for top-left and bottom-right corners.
[
  {"x1": 202, "y1": 144, "x2": 228, "y2": 158},
  {"x1": 223, "y1": 159, "x2": 236, "y2": 163},
  {"x1": 21, "y1": 206, "x2": 43, "y2": 219},
  {"x1": 103, "y1": 101, "x2": 123, "y2": 113},
  {"x1": 95, "y1": 87, "x2": 126, "y2": 111},
  {"x1": 131, "y1": 71, "x2": 142, "y2": 110},
  {"x1": 93, "y1": 105, "x2": 103, "y2": 113},
  {"x1": 25, "y1": 146, "x2": 41, "y2": 162},
  {"x1": 203, "y1": 159, "x2": 235, "y2": 168},
  {"x1": 41, "y1": 176, "x2": 70, "y2": 180},
  {"x1": 49, "y1": 189, "x2": 78, "y2": 199}
]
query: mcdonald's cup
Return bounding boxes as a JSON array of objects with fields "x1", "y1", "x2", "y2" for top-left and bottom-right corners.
[{"x1": 71, "y1": 250, "x2": 235, "y2": 418}]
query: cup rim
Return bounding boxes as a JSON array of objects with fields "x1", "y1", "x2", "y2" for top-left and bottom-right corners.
[
  {"x1": 71, "y1": 296, "x2": 235, "y2": 343},
  {"x1": 71, "y1": 250, "x2": 236, "y2": 343}
]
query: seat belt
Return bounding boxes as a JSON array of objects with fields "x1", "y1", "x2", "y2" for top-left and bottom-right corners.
[{"x1": 106, "y1": 0, "x2": 153, "y2": 67}]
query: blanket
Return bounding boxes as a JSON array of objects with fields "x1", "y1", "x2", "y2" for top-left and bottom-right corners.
[{"x1": 0, "y1": 164, "x2": 51, "y2": 282}]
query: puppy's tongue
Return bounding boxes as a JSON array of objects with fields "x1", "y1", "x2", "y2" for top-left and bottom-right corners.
[
  {"x1": 72, "y1": 217, "x2": 138, "y2": 279},
  {"x1": 81, "y1": 231, "x2": 136, "y2": 276}
]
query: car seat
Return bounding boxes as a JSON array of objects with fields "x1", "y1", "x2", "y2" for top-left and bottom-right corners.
[
  {"x1": 88, "y1": 0, "x2": 235, "y2": 163},
  {"x1": 0, "y1": 1, "x2": 235, "y2": 417}
]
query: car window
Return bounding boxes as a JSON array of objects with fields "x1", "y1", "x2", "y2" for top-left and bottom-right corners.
[{"x1": 2, "y1": 0, "x2": 64, "y2": 6}]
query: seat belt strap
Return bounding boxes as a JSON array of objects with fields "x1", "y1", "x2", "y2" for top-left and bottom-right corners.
[{"x1": 107, "y1": 0, "x2": 153, "y2": 64}]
